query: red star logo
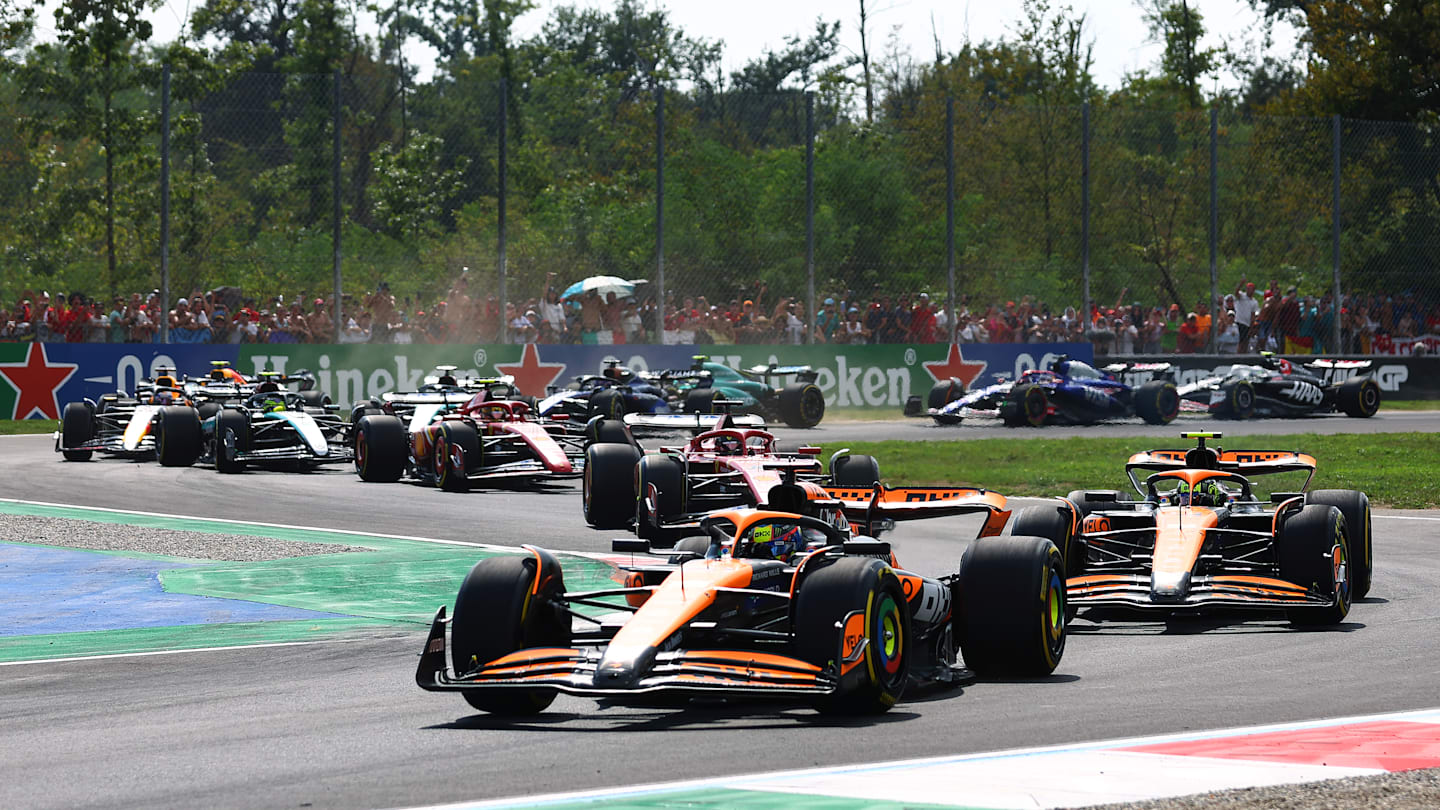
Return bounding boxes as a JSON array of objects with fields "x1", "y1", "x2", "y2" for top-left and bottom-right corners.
[
  {"x1": 494, "y1": 344, "x2": 567, "y2": 397},
  {"x1": 0, "y1": 343, "x2": 79, "y2": 420},
  {"x1": 922, "y1": 344, "x2": 988, "y2": 388}
]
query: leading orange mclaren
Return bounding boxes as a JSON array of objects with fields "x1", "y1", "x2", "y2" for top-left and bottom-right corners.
[
  {"x1": 417, "y1": 478, "x2": 1068, "y2": 715},
  {"x1": 1010, "y1": 432, "x2": 1372, "y2": 627}
]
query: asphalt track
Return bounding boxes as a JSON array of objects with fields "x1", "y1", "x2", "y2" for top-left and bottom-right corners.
[{"x1": 2, "y1": 414, "x2": 1438, "y2": 810}]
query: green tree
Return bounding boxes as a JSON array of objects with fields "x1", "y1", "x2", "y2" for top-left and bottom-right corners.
[{"x1": 15, "y1": 0, "x2": 159, "y2": 293}]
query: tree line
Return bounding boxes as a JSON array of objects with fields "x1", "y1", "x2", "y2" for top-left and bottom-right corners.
[{"x1": 1, "y1": 0, "x2": 1436, "y2": 316}]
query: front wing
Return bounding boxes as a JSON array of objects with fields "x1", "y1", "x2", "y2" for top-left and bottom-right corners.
[
  {"x1": 416, "y1": 607, "x2": 835, "y2": 699},
  {"x1": 1068, "y1": 573, "x2": 1339, "y2": 611}
]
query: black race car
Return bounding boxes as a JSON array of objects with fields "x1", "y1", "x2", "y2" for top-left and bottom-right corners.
[{"x1": 1176, "y1": 354, "x2": 1381, "y2": 419}]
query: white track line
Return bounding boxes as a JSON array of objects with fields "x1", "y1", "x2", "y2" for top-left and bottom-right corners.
[
  {"x1": 389, "y1": 707, "x2": 1440, "y2": 810},
  {"x1": 0, "y1": 637, "x2": 384, "y2": 668}
]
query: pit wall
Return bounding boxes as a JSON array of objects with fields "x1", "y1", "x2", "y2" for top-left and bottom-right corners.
[{"x1": 5, "y1": 342, "x2": 1436, "y2": 419}]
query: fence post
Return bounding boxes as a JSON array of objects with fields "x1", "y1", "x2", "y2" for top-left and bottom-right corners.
[
  {"x1": 805, "y1": 92, "x2": 815, "y2": 345},
  {"x1": 159, "y1": 64, "x2": 171, "y2": 345},
  {"x1": 1332, "y1": 114, "x2": 1343, "y2": 353},
  {"x1": 331, "y1": 69, "x2": 342, "y2": 344},
  {"x1": 946, "y1": 97, "x2": 956, "y2": 345},
  {"x1": 654, "y1": 86, "x2": 665, "y2": 343},
  {"x1": 1209, "y1": 107, "x2": 1218, "y2": 352},
  {"x1": 498, "y1": 77, "x2": 508, "y2": 345},
  {"x1": 1081, "y1": 102, "x2": 1091, "y2": 329}
]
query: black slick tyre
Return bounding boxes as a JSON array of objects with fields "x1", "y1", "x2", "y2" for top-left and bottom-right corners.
[
  {"x1": 434, "y1": 422, "x2": 481, "y2": 492},
  {"x1": 1134, "y1": 380, "x2": 1180, "y2": 425},
  {"x1": 355, "y1": 414, "x2": 407, "y2": 482},
  {"x1": 830, "y1": 454, "x2": 881, "y2": 488},
  {"x1": 1220, "y1": 379, "x2": 1256, "y2": 419},
  {"x1": 954, "y1": 535, "x2": 1066, "y2": 677},
  {"x1": 583, "y1": 443, "x2": 641, "y2": 528},
  {"x1": 1010, "y1": 504, "x2": 1081, "y2": 581},
  {"x1": 450, "y1": 555, "x2": 569, "y2": 715},
  {"x1": 214, "y1": 410, "x2": 251, "y2": 473},
  {"x1": 61, "y1": 401, "x2": 94, "y2": 461},
  {"x1": 635, "y1": 454, "x2": 685, "y2": 546},
  {"x1": 156, "y1": 407, "x2": 201, "y2": 467},
  {"x1": 927, "y1": 379, "x2": 964, "y2": 410},
  {"x1": 1306, "y1": 490, "x2": 1372, "y2": 600},
  {"x1": 1337, "y1": 377, "x2": 1381, "y2": 418},
  {"x1": 794, "y1": 557, "x2": 909, "y2": 714},
  {"x1": 583, "y1": 416, "x2": 632, "y2": 446},
  {"x1": 298, "y1": 390, "x2": 329, "y2": 409},
  {"x1": 1064, "y1": 489, "x2": 1125, "y2": 521},
  {"x1": 779, "y1": 382, "x2": 825, "y2": 428},
  {"x1": 588, "y1": 389, "x2": 625, "y2": 421},
  {"x1": 1277, "y1": 504, "x2": 1351, "y2": 627},
  {"x1": 684, "y1": 388, "x2": 718, "y2": 414},
  {"x1": 1006, "y1": 384, "x2": 1049, "y2": 427},
  {"x1": 196, "y1": 402, "x2": 221, "y2": 421}
]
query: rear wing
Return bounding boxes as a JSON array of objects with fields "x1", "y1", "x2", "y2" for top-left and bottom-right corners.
[
  {"x1": 623, "y1": 412, "x2": 766, "y2": 433},
  {"x1": 1125, "y1": 448, "x2": 1317, "y2": 492},
  {"x1": 742, "y1": 363, "x2": 818, "y2": 383},
  {"x1": 823, "y1": 483, "x2": 1011, "y2": 538}
]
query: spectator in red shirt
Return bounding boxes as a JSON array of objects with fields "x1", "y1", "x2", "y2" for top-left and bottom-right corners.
[{"x1": 908, "y1": 293, "x2": 937, "y2": 343}]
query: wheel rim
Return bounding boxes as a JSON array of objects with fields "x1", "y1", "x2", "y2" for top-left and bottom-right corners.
[
  {"x1": 1160, "y1": 386, "x2": 1180, "y2": 420},
  {"x1": 355, "y1": 432, "x2": 368, "y2": 475},
  {"x1": 1234, "y1": 385, "x2": 1253, "y2": 412},
  {"x1": 433, "y1": 437, "x2": 448, "y2": 483},
  {"x1": 1045, "y1": 567, "x2": 1066, "y2": 656},
  {"x1": 873, "y1": 591, "x2": 904, "y2": 686},
  {"x1": 1332, "y1": 536, "x2": 1351, "y2": 612},
  {"x1": 802, "y1": 387, "x2": 824, "y2": 423},
  {"x1": 1024, "y1": 388, "x2": 1047, "y2": 425},
  {"x1": 1362, "y1": 382, "x2": 1380, "y2": 412}
]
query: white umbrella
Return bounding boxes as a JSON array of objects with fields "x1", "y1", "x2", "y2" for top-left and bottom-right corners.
[{"x1": 560, "y1": 275, "x2": 635, "y2": 301}]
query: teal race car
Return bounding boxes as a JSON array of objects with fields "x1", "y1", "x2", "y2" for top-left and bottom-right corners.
[{"x1": 670, "y1": 356, "x2": 826, "y2": 428}]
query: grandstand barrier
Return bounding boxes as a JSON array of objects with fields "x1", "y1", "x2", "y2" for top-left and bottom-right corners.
[
  {"x1": 10, "y1": 343, "x2": 1432, "y2": 421},
  {"x1": 0, "y1": 342, "x2": 1091, "y2": 417}
]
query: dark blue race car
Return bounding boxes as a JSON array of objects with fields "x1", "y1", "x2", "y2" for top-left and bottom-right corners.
[{"x1": 920, "y1": 358, "x2": 1180, "y2": 427}]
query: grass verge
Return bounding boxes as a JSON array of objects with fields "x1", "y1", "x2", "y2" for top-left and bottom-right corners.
[
  {"x1": 820, "y1": 432, "x2": 1440, "y2": 509},
  {"x1": 0, "y1": 420, "x2": 54, "y2": 435}
]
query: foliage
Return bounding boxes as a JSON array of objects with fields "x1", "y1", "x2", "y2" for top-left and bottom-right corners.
[{"x1": 0, "y1": 0, "x2": 1436, "y2": 313}]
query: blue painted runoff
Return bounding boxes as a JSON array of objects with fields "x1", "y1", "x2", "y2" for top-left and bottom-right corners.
[{"x1": 0, "y1": 542, "x2": 349, "y2": 636}]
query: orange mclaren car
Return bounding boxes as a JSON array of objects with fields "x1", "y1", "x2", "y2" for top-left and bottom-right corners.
[
  {"x1": 1009, "y1": 432, "x2": 1372, "y2": 628},
  {"x1": 417, "y1": 479, "x2": 1068, "y2": 716}
]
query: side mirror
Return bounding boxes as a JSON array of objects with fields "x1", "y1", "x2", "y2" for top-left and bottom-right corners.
[{"x1": 611, "y1": 538, "x2": 650, "y2": 553}]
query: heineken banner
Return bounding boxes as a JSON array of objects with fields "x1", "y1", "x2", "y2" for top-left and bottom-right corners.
[
  {"x1": 10, "y1": 342, "x2": 1437, "y2": 420},
  {"x1": 235, "y1": 342, "x2": 1092, "y2": 410},
  {"x1": 0, "y1": 343, "x2": 240, "y2": 420}
]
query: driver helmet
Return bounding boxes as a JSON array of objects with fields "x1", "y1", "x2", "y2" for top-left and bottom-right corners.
[
  {"x1": 261, "y1": 395, "x2": 286, "y2": 413},
  {"x1": 1171, "y1": 480, "x2": 1225, "y2": 507},
  {"x1": 715, "y1": 434, "x2": 744, "y2": 455},
  {"x1": 1191, "y1": 479, "x2": 1227, "y2": 507},
  {"x1": 750, "y1": 523, "x2": 805, "y2": 563},
  {"x1": 154, "y1": 390, "x2": 174, "y2": 405}
]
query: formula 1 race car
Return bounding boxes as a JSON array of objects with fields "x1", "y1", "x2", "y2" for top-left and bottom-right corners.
[
  {"x1": 353, "y1": 393, "x2": 583, "y2": 490},
  {"x1": 669, "y1": 356, "x2": 826, "y2": 428},
  {"x1": 416, "y1": 479, "x2": 1066, "y2": 716},
  {"x1": 913, "y1": 358, "x2": 1179, "y2": 427},
  {"x1": 538, "y1": 361, "x2": 772, "y2": 433},
  {"x1": 580, "y1": 419, "x2": 880, "y2": 544},
  {"x1": 351, "y1": 368, "x2": 539, "y2": 431},
  {"x1": 1016, "y1": 432, "x2": 1372, "y2": 627},
  {"x1": 1176, "y1": 354, "x2": 1381, "y2": 419},
  {"x1": 56, "y1": 367, "x2": 202, "y2": 464},
  {"x1": 537, "y1": 362, "x2": 673, "y2": 422},
  {"x1": 196, "y1": 384, "x2": 355, "y2": 473}
]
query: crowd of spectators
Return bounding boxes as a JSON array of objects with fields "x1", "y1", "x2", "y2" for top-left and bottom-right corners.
[{"x1": 3, "y1": 275, "x2": 1436, "y2": 356}]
